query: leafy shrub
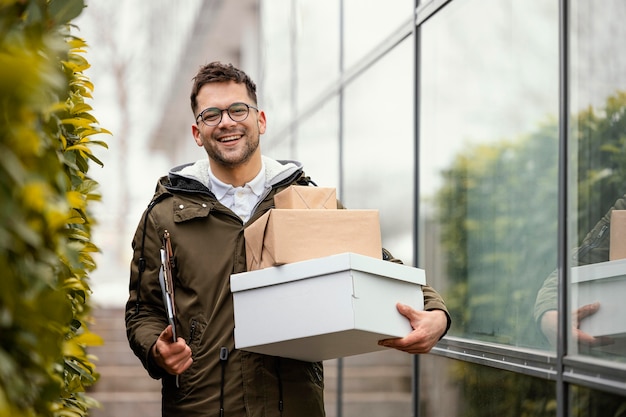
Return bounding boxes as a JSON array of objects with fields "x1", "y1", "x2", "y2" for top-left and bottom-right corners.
[{"x1": 0, "y1": 1, "x2": 108, "y2": 416}]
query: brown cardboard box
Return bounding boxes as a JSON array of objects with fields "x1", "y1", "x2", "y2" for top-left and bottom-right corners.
[
  {"x1": 274, "y1": 186, "x2": 337, "y2": 209},
  {"x1": 609, "y1": 210, "x2": 626, "y2": 260},
  {"x1": 245, "y1": 209, "x2": 382, "y2": 270}
]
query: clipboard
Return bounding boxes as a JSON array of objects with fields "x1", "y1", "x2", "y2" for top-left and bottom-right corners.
[
  {"x1": 159, "y1": 230, "x2": 176, "y2": 340},
  {"x1": 159, "y1": 230, "x2": 179, "y2": 386}
]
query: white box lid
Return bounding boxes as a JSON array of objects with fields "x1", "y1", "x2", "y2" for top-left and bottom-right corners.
[
  {"x1": 571, "y1": 258, "x2": 626, "y2": 283},
  {"x1": 231, "y1": 252, "x2": 425, "y2": 292}
]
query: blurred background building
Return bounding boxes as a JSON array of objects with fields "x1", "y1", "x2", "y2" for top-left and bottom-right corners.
[{"x1": 77, "y1": 0, "x2": 626, "y2": 416}]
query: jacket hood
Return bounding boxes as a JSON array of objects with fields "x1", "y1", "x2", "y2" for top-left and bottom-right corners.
[{"x1": 162, "y1": 156, "x2": 304, "y2": 195}]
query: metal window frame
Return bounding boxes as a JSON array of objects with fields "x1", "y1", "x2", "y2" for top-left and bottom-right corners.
[{"x1": 413, "y1": 1, "x2": 626, "y2": 416}]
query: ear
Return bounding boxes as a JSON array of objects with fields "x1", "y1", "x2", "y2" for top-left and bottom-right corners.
[
  {"x1": 191, "y1": 124, "x2": 203, "y2": 147},
  {"x1": 257, "y1": 110, "x2": 267, "y2": 135}
]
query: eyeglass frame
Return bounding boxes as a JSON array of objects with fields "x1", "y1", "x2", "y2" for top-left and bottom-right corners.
[{"x1": 195, "y1": 102, "x2": 259, "y2": 127}]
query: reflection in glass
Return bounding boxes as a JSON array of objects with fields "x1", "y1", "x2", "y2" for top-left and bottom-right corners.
[
  {"x1": 570, "y1": 385, "x2": 626, "y2": 417},
  {"x1": 419, "y1": 355, "x2": 556, "y2": 417},
  {"x1": 419, "y1": 0, "x2": 559, "y2": 349},
  {"x1": 559, "y1": 0, "x2": 626, "y2": 362}
]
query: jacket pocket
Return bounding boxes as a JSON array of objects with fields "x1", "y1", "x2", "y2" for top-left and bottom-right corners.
[
  {"x1": 174, "y1": 316, "x2": 208, "y2": 401},
  {"x1": 279, "y1": 358, "x2": 324, "y2": 389},
  {"x1": 172, "y1": 197, "x2": 211, "y2": 223}
]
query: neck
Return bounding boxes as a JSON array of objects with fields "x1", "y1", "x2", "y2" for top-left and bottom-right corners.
[{"x1": 209, "y1": 158, "x2": 262, "y2": 188}]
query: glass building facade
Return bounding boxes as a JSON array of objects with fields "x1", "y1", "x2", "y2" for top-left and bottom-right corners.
[{"x1": 255, "y1": 1, "x2": 626, "y2": 416}]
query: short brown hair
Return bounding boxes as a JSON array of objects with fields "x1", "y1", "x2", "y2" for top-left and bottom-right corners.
[{"x1": 190, "y1": 62, "x2": 258, "y2": 116}]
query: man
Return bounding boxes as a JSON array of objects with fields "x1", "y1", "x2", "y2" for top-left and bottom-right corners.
[
  {"x1": 534, "y1": 196, "x2": 624, "y2": 347},
  {"x1": 125, "y1": 61, "x2": 450, "y2": 416}
]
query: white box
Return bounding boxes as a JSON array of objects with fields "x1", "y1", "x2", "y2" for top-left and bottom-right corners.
[
  {"x1": 230, "y1": 252, "x2": 425, "y2": 362},
  {"x1": 571, "y1": 258, "x2": 626, "y2": 337}
]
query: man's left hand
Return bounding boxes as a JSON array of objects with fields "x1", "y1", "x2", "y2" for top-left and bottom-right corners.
[{"x1": 378, "y1": 303, "x2": 448, "y2": 354}]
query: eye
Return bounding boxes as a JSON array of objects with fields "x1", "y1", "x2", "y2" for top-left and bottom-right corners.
[
  {"x1": 201, "y1": 109, "x2": 221, "y2": 122},
  {"x1": 229, "y1": 104, "x2": 248, "y2": 116}
]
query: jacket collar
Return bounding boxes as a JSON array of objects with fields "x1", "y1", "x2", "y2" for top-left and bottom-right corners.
[{"x1": 165, "y1": 156, "x2": 303, "y2": 194}]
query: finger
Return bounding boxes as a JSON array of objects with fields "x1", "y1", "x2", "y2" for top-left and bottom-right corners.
[
  {"x1": 576, "y1": 302, "x2": 600, "y2": 321},
  {"x1": 378, "y1": 337, "x2": 401, "y2": 347},
  {"x1": 574, "y1": 328, "x2": 597, "y2": 345},
  {"x1": 160, "y1": 324, "x2": 173, "y2": 341},
  {"x1": 396, "y1": 302, "x2": 416, "y2": 321}
]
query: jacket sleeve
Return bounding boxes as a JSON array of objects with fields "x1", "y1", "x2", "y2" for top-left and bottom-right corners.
[{"x1": 125, "y1": 200, "x2": 171, "y2": 380}]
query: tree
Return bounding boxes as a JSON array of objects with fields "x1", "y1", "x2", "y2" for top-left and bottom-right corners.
[{"x1": 435, "y1": 91, "x2": 626, "y2": 416}]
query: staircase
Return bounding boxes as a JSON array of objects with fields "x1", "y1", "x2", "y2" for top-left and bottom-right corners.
[
  {"x1": 87, "y1": 307, "x2": 161, "y2": 417},
  {"x1": 87, "y1": 307, "x2": 412, "y2": 417}
]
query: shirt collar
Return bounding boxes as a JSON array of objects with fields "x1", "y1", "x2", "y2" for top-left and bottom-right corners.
[{"x1": 207, "y1": 161, "x2": 267, "y2": 199}]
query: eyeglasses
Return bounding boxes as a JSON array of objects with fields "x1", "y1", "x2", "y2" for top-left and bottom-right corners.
[{"x1": 195, "y1": 102, "x2": 258, "y2": 127}]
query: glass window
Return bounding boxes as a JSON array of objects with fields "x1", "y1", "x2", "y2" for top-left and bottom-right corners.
[
  {"x1": 419, "y1": 0, "x2": 559, "y2": 349},
  {"x1": 569, "y1": 385, "x2": 626, "y2": 417},
  {"x1": 294, "y1": 0, "x2": 340, "y2": 113},
  {"x1": 566, "y1": 0, "x2": 626, "y2": 363},
  {"x1": 343, "y1": 0, "x2": 413, "y2": 70},
  {"x1": 343, "y1": 38, "x2": 415, "y2": 264},
  {"x1": 420, "y1": 355, "x2": 556, "y2": 417},
  {"x1": 296, "y1": 97, "x2": 340, "y2": 189},
  {"x1": 259, "y1": 0, "x2": 293, "y2": 135}
]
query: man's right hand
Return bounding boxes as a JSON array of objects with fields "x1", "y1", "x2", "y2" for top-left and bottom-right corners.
[
  {"x1": 151, "y1": 325, "x2": 193, "y2": 375},
  {"x1": 540, "y1": 303, "x2": 613, "y2": 347}
]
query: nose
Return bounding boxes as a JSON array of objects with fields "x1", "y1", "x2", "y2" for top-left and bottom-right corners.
[{"x1": 217, "y1": 109, "x2": 237, "y2": 127}]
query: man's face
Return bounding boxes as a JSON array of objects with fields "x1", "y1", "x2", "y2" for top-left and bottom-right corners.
[{"x1": 192, "y1": 81, "x2": 266, "y2": 169}]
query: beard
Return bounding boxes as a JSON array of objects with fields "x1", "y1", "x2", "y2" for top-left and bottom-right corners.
[{"x1": 201, "y1": 129, "x2": 260, "y2": 168}]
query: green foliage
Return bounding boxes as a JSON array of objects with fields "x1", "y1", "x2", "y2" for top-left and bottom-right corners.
[
  {"x1": 436, "y1": 92, "x2": 626, "y2": 347},
  {"x1": 436, "y1": 91, "x2": 626, "y2": 415},
  {"x1": 575, "y1": 91, "x2": 626, "y2": 241},
  {"x1": 436, "y1": 118, "x2": 559, "y2": 347},
  {"x1": 451, "y1": 362, "x2": 556, "y2": 417},
  {"x1": 0, "y1": 1, "x2": 108, "y2": 416}
]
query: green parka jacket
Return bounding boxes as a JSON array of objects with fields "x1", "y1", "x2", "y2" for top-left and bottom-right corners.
[{"x1": 125, "y1": 156, "x2": 450, "y2": 417}]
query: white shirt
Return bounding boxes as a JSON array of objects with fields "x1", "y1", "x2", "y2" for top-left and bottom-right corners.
[{"x1": 207, "y1": 162, "x2": 267, "y2": 223}]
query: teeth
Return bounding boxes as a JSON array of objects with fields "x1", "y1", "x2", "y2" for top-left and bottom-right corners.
[{"x1": 219, "y1": 135, "x2": 241, "y2": 142}]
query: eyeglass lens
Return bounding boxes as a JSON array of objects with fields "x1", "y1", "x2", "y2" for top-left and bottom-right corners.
[{"x1": 198, "y1": 103, "x2": 252, "y2": 126}]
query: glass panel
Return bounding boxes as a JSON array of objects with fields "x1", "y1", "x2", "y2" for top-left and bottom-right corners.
[
  {"x1": 566, "y1": 0, "x2": 626, "y2": 363},
  {"x1": 419, "y1": 0, "x2": 559, "y2": 349},
  {"x1": 259, "y1": 0, "x2": 293, "y2": 136},
  {"x1": 420, "y1": 355, "x2": 556, "y2": 417},
  {"x1": 569, "y1": 385, "x2": 626, "y2": 417},
  {"x1": 295, "y1": 0, "x2": 340, "y2": 113},
  {"x1": 263, "y1": 133, "x2": 293, "y2": 162},
  {"x1": 343, "y1": 0, "x2": 413, "y2": 70},
  {"x1": 343, "y1": 38, "x2": 414, "y2": 264},
  {"x1": 296, "y1": 97, "x2": 340, "y2": 189}
]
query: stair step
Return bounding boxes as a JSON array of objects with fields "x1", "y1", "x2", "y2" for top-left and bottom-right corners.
[
  {"x1": 86, "y1": 307, "x2": 415, "y2": 417},
  {"x1": 92, "y1": 366, "x2": 161, "y2": 393}
]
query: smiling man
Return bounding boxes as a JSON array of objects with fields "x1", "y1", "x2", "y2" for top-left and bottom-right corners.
[{"x1": 124, "y1": 61, "x2": 450, "y2": 417}]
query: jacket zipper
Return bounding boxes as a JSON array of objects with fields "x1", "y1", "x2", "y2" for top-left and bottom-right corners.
[
  {"x1": 219, "y1": 347, "x2": 229, "y2": 417},
  {"x1": 573, "y1": 223, "x2": 608, "y2": 262},
  {"x1": 188, "y1": 319, "x2": 197, "y2": 345}
]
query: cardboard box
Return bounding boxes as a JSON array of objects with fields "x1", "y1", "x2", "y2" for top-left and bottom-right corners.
[
  {"x1": 274, "y1": 186, "x2": 337, "y2": 209},
  {"x1": 609, "y1": 210, "x2": 626, "y2": 260},
  {"x1": 230, "y1": 253, "x2": 425, "y2": 361},
  {"x1": 571, "y1": 258, "x2": 626, "y2": 337},
  {"x1": 244, "y1": 209, "x2": 382, "y2": 270}
]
